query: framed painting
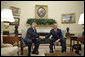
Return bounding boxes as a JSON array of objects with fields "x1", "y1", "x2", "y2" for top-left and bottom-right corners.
[
  {"x1": 61, "y1": 13, "x2": 75, "y2": 24},
  {"x1": 10, "y1": 6, "x2": 20, "y2": 16},
  {"x1": 10, "y1": 17, "x2": 20, "y2": 26},
  {"x1": 35, "y1": 5, "x2": 48, "y2": 19}
]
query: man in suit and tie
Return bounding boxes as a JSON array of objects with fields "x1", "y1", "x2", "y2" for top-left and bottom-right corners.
[
  {"x1": 45, "y1": 24, "x2": 66, "y2": 53},
  {"x1": 24, "y1": 22, "x2": 44, "y2": 56}
]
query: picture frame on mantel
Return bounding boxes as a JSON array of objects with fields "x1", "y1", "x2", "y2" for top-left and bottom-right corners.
[
  {"x1": 10, "y1": 17, "x2": 20, "y2": 26},
  {"x1": 61, "y1": 13, "x2": 75, "y2": 24},
  {"x1": 35, "y1": 5, "x2": 48, "y2": 19},
  {"x1": 10, "y1": 6, "x2": 20, "y2": 16}
]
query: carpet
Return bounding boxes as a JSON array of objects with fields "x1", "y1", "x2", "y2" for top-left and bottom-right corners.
[{"x1": 45, "y1": 52, "x2": 78, "y2": 56}]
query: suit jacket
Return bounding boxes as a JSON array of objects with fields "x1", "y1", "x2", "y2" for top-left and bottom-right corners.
[
  {"x1": 45, "y1": 28, "x2": 63, "y2": 40},
  {"x1": 24, "y1": 27, "x2": 39, "y2": 42}
]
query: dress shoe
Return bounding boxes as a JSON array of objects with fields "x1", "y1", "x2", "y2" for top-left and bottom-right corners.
[
  {"x1": 32, "y1": 51, "x2": 39, "y2": 54},
  {"x1": 62, "y1": 50, "x2": 66, "y2": 53},
  {"x1": 50, "y1": 50, "x2": 54, "y2": 53}
]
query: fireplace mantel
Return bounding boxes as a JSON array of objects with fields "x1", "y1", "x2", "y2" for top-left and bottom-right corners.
[
  {"x1": 36, "y1": 26, "x2": 52, "y2": 33},
  {"x1": 37, "y1": 25, "x2": 53, "y2": 27}
]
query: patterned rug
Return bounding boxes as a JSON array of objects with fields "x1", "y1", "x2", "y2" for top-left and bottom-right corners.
[{"x1": 45, "y1": 52, "x2": 78, "y2": 56}]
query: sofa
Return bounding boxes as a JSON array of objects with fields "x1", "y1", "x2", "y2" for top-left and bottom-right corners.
[{"x1": 1, "y1": 34, "x2": 18, "y2": 56}]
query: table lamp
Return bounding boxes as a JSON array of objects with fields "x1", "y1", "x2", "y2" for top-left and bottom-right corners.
[
  {"x1": 78, "y1": 13, "x2": 84, "y2": 24},
  {"x1": 1, "y1": 9, "x2": 15, "y2": 22},
  {"x1": 1, "y1": 9, "x2": 15, "y2": 35},
  {"x1": 78, "y1": 13, "x2": 84, "y2": 36}
]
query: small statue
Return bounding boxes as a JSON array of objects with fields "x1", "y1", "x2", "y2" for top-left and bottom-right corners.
[
  {"x1": 66, "y1": 27, "x2": 70, "y2": 33},
  {"x1": 66, "y1": 27, "x2": 70, "y2": 37}
]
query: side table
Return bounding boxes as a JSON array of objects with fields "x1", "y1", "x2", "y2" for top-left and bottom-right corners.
[
  {"x1": 3, "y1": 34, "x2": 22, "y2": 56},
  {"x1": 70, "y1": 36, "x2": 84, "y2": 55}
]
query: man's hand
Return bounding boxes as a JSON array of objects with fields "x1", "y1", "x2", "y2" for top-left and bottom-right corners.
[
  {"x1": 56, "y1": 39, "x2": 60, "y2": 43},
  {"x1": 39, "y1": 36, "x2": 45, "y2": 40}
]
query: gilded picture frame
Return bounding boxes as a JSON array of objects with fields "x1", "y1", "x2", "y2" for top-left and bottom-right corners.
[
  {"x1": 10, "y1": 6, "x2": 20, "y2": 16},
  {"x1": 61, "y1": 13, "x2": 75, "y2": 24},
  {"x1": 10, "y1": 17, "x2": 20, "y2": 26},
  {"x1": 35, "y1": 5, "x2": 48, "y2": 19}
]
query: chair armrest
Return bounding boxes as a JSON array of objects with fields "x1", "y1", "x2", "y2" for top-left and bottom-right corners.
[
  {"x1": 21, "y1": 37, "x2": 26, "y2": 47},
  {"x1": 1, "y1": 44, "x2": 13, "y2": 48}
]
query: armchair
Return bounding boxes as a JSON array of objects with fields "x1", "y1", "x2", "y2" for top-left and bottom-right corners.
[
  {"x1": 21, "y1": 28, "x2": 27, "y2": 55},
  {"x1": 20, "y1": 28, "x2": 34, "y2": 56},
  {"x1": 53, "y1": 30, "x2": 67, "y2": 52}
]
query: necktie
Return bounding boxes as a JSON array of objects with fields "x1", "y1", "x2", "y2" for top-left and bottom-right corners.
[
  {"x1": 34, "y1": 28, "x2": 36, "y2": 32},
  {"x1": 54, "y1": 29, "x2": 57, "y2": 37},
  {"x1": 54, "y1": 30, "x2": 59, "y2": 46}
]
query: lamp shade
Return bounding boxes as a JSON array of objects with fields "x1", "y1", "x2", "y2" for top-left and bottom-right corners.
[
  {"x1": 78, "y1": 13, "x2": 84, "y2": 24},
  {"x1": 1, "y1": 9, "x2": 15, "y2": 22}
]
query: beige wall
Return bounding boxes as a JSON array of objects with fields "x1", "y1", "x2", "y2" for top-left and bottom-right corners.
[{"x1": 1, "y1": 1, "x2": 84, "y2": 34}]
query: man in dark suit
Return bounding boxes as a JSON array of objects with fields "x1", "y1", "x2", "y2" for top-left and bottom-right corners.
[
  {"x1": 24, "y1": 22, "x2": 44, "y2": 56},
  {"x1": 45, "y1": 24, "x2": 66, "y2": 53}
]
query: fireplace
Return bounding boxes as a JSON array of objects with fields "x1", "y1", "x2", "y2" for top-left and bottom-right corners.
[
  {"x1": 38, "y1": 32, "x2": 50, "y2": 44},
  {"x1": 37, "y1": 27, "x2": 52, "y2": 44}
]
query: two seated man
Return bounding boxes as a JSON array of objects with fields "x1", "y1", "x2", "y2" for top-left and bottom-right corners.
[{"x1": 24, "y1": 22, "x2": 66, "y2": 56}]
